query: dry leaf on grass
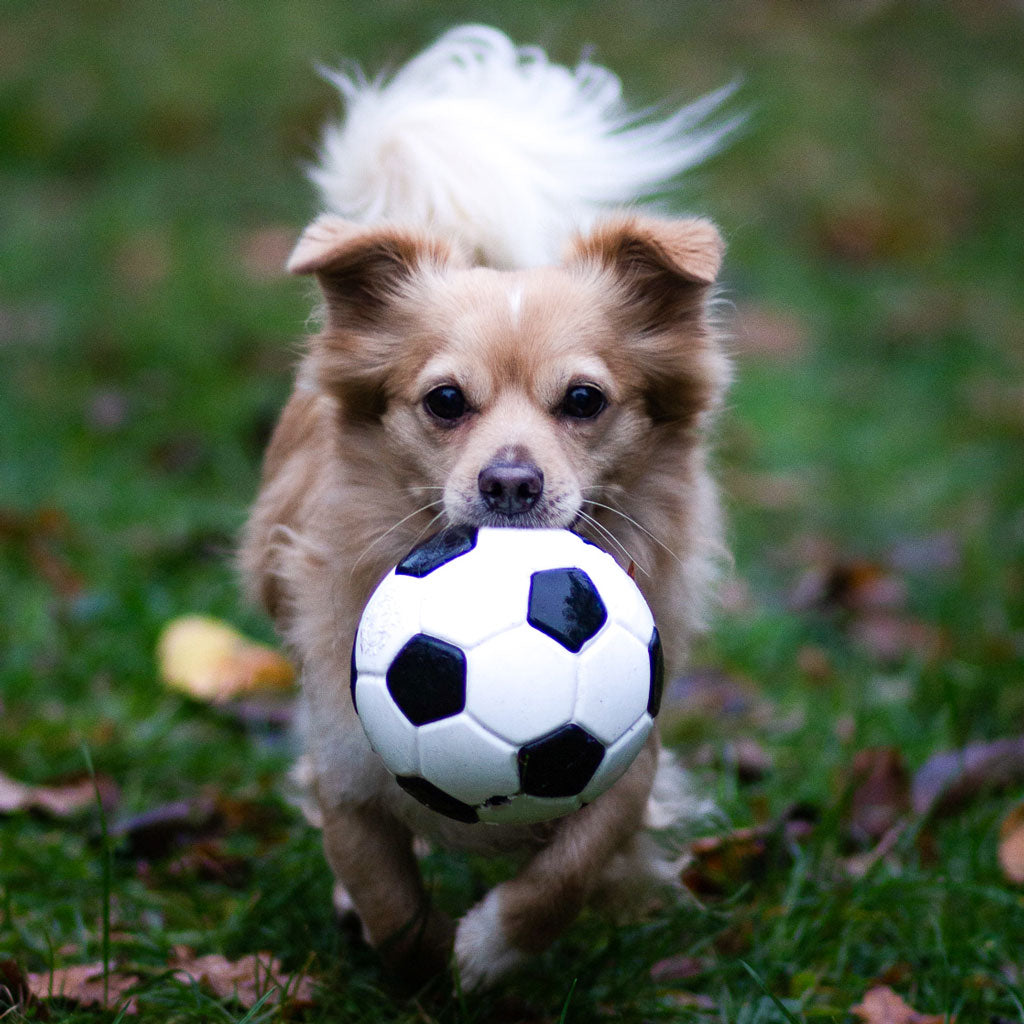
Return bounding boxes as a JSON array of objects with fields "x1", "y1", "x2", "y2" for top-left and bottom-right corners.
[
  {"x1": 912, "y1": 736, "x2": 1024, "y2": 815},
  {"x1": 0, "y1": 770, "x2": 118, "y2": 818},
  {"x1": 846, "y1": 747, "x2": 910, "y2": 846},
  {"x1": 27, "y1": 963, "x2": 140, "y2": 1014},
  {"x1": 998, "y1": 801, "x2": 1024, "y2": 885},
  {"x1": 170, "y1": 949, "x2": 315, "y2": 1009},
  {"x1": 0, "y1": 505, "x2": 84, "y2": 599},
  {"x1": 157, "y1": 615, "x2": 295, "y2": 701},
  {"x1": 851, "y1": 984, "x2": 949, "y2": 1023}
]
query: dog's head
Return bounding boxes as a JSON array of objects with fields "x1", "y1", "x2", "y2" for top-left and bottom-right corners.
[{"x1": 288, "y1": 213, "x2": 728, "y2": 538}]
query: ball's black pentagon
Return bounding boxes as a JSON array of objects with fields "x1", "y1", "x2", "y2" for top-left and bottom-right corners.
[
  {"x1": 349, "y1": 640, "x2": 358, "y2": 713},
  {"x1": 648, "y1": 626, "x2": 665, "y2": 717},
  {"x1": 395, "y1": 525, "x2": 478, "y2": 578},
  {"x1": 517, "y1": 723, "x2": 605, "y2": 798},
  {"x1": 527, "y1": 567, "x2": 607, "y2": 653},
  {"x1": 386, "y1": 634, "x2": 466, "y2": 725},
  {"x1": 396, "y1": 775, "x2": 479, "y2": 824}
]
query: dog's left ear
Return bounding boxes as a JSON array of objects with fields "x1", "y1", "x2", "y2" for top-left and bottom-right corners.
[{"x1": 568, "y1": 215, "x2": 728, "y2": 426}]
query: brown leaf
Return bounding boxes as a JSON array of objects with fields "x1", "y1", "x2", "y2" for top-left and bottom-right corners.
[
  {"x1": 846, "y1": 748, "x2": 910, "y2": 845},
  {"x1": 170, "y1": 950, "x2": 315, "y2": 1009},
  {"x1": 0, "y1": 505, "x2": 84, "y2": 598},
  {"x1": 0, "y1": 770, "x2": 119, "y2": 818},
  {"x1": 157, "y1": 615, "x2": 295, "y2": 702},
  {"x1": 998, "y1": 801, "x2": 1024, "y2": 885},
  {"x1": 649, "y1": 954, "x2": 709, "y2": 983},
  {"x1": 27, "y1": 962, "x2": 139, "y2": 1014},
  {"x1": 851, "y1": 984, "x2": 949, "y2": 1023},
  {"x1": 0, "y1": 958, "x2": 30, "y2": 1007},
  {"x1": 912, "y1": 736, "x2": 1024, "y2": 816},
  {"x1": 791, "y1": 559, "x2": 906, "y2": 614},
  {"x1": 683, "y1": 828, "x2": 769, "y2": 895}
]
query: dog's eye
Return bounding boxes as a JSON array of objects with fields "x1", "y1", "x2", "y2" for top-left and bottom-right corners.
[
  {"x1": 560, "y1": 385, "x2": 606, "y2": 420},
  {"x1": 423, "y1": 385, "x2": 468, "y2": 422}
]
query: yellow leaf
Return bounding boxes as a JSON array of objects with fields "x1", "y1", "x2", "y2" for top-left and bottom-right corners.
[{"x1": 157, "y1": 616, "x2": 295, "y2": 701}]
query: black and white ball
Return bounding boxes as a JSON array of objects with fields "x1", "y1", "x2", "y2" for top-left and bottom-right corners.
[{"x1": 351, "y1": 527, "x2": 664, "y2": 825}]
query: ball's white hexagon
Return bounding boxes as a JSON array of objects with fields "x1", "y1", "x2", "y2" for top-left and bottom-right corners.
[
  {"x1": 354, "y1": 571, "x2": 422, "y2": 676},
  {"x1": 418, "y1": 555, "x2": 530, "y2": 649},
  {"x1": 465, "y1": 623, "x2": 578, "y2": 745},
  {"x1": 353, "y1": 675, "x2": 419, "y2": 776},
  {"x1": 579, "y1": 713, "x2": 653, "y2": 804},
  {"x1": 476, "y1": 792, "x2": 583, "y2": 825},
  {"x1": 417, "y1": 715, "x2": 519, "y2": 805},
  {"x1": 572, "y1": 544, "x2": 655, "y2": 644},
  {"x1": 574, "y1": 624, "x2": 651, "y2": 744}
]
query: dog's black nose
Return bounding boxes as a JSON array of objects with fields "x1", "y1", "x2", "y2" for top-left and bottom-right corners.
[{"x1": 478, "y1": 461, "x2": 544, "y2": 516}]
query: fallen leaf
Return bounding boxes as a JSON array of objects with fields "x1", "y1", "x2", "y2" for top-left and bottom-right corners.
[
  {"x1": 157, "y1": 615, "x2": 295, "y2": 702},
  {"x1": 170, "y1": 950, "x2": 315, "y2": 1009},
  {"x1": 649, "y1": 954, "x2": 708, "y2": 983},
  {"x1": 111, "y1": 797, "x2": 220, "y2": 859},
  {"x1": 0, "y1": 958, "x2": 30, "y2": 1008},
  {"x1": 682, "y1": 807, "x2": 815, "y2": 896},
  {"x1": 27, "y1": 962, "x2": 140, "y2": 1014},
  {"x1": 0, "y1": 770, "x2": 119, "y2": 818},
  {"x1": 846, "y1": 748, "x2": 910, "y2": 845},
  {"x1": 912, "y1": 736, "x2": 1024, "y2": 816},
  {"x1": 851, "y1": 984, "x2": 949, "y2": 1023},
  {"x1": 112, "y1": 793, "x2": 288, "y2": 861},
  {"x1": 790, "y1": 559, "x2": 907, "y2": 614},
  {"x1": 0, "y1": 505, "x2": 84, "y2": 598},
  {"x1": 998, "y1": 801, "x2": 1024, "y2": 885}
]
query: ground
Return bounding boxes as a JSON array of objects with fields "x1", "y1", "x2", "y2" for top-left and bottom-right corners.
[{"x1": 1, "y1": 1, "x2": 1023, "y2": 1021}]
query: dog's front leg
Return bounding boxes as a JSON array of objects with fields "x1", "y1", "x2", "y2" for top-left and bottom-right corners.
[
  {"x1": 321, "y1": 801, "x2": 454, "y2": 985},
  {"x1": 454, "y1": 732, "x2": 660, "y2": 990}
]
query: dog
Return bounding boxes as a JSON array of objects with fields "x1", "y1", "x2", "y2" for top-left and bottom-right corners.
[{"x1": 241, "y1": 25, "x2": 735, "y2": 990}]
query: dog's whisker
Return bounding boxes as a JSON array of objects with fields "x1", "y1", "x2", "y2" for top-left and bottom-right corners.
[
  {"x1": 583, "y1": 497, "x2": 683, "y2": 567},
  {"x1": 351, "y1": 500, "x2": 444, "y2": 576},
  {"x1": 576, "y1": 509, "x2": 650, "y2": 577}
]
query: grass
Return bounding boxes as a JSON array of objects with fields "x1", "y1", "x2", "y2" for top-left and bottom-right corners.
[{"x1": 2, "y1": 0, "x2": 1023, "y2": 1020}]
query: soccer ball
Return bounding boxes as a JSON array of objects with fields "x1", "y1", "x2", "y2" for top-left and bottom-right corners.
[{"x1": 351, "y1": 526, "x2": 664, "y2": 825}]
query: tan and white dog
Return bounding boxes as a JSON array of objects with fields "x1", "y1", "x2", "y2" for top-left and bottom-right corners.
[{"x1": 241, "y1": 25, "x2": 735, "y2": 989}]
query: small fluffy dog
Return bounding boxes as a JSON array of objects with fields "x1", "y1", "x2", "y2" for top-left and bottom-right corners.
[{"x1": 241, "y1": 26, "x2": 735, "y2": 990}]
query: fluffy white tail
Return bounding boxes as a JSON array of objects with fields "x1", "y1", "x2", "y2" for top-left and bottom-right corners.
[{"x1": 310, "y1": 25, "x2": 739, "y2": 268}]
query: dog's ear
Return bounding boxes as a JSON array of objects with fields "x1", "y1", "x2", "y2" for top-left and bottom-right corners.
[
  {"x1": 287, "y1": 216, "x2": 458, "y2": 419},
  {"x1": 569, "y1": 215, "x2": 728, "y2": 427},
  {"x1": 288, "y1": 214, "x2": 456, "y2": 327}
]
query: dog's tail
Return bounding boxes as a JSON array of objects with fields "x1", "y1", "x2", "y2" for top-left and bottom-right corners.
[{"x1": 309, "y1": 25, "x2": 740, "y2": 269}]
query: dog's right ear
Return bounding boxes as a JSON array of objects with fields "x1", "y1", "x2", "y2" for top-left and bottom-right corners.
[
  {"x1": 287, "y1": 216, "x2": 460, "y2": 420},
  {"x1": 287, "y1": 214, "x2": 457, "y2": 329}
]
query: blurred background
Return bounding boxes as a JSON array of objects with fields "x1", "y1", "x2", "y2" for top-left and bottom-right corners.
[{"x1": 2, "y1": 1, "x2": 1023, "y2": 1020}]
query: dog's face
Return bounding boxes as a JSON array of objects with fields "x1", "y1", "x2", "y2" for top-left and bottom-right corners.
[{"x1": 288, "y1": 214, "x2": 727, "y2": 540}]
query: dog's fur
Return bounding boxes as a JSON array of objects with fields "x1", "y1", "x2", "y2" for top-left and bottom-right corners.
[{"x1": 241, "y1": 26, "x2": 733, "y2": 990}]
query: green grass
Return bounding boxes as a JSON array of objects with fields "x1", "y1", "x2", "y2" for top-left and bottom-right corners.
[{"x1": 2, "y1": 1, "x2": 1023, "y2": 1021}]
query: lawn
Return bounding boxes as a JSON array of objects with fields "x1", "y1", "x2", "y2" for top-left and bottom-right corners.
[{"x1": 2, "y1": 1, "x2": 1023, "y2": 1021}]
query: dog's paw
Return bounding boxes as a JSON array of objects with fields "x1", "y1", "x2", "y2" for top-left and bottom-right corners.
[{"x1": 454, "y1": 888, "x2": 526, "y2": 991}]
